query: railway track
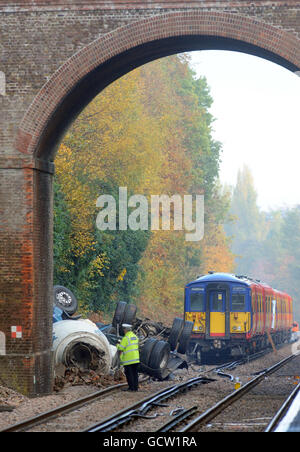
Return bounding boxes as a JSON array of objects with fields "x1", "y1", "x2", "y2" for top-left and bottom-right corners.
[
  {"x1": 0, "y1": 375, "x2": 214, "y2": 432},
  {"x1": 0, "y1": 382, "x2": 127, "y2": 432},
  {"x1": 82, "y1": 352, "x2": 299, "y2": 433},
  {"x1": 180, "y1": 352, "x2": 299, "y2": 432},
  {"x1": 141, "y1": 352, "x2": 298, "y2": 432},
  {"x1": 1, "y1": 348, "x2": 297, "y2": 432},
  {"x1": 0, "y1": 356, "x2": 243, "y2": 432},
  {"x1": 82, "y1": 376, "x2": 214, "y2": 432},
  {"x1": 265, "y1": 380, "x2": 300, "y2": 432}
]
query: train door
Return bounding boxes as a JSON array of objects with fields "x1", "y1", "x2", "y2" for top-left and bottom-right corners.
[
  {"x1": 209, "y1": 290, "x2": 226, "y2": 337},
  {"x1": 252, "y1": 291, "x2": 258, "y2": 335},
  {"x1": 271, "y1": 298, "x2": 276, "y2": 330},
  {"x1": 258, "y1": 293, "x2": 263, "y2": 333}
]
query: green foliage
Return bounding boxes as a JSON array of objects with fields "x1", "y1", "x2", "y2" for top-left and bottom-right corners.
[
  {"x1": 90, "y1": 184, "x2": 151, "y2": 312},
  {"x1": 53, "y1": 179, "x2": 73, "y2": 285}
]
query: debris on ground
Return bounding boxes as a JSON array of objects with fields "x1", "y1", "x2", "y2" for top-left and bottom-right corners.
[
  {"x1": 0, "y1": 386, "x2": 27, "y2": 409},
  {"x1": 51, "y1": 288, "x2": 192, "y2": 391},
  {"x1": 53, "y1": 366, "x2": 126, "y2": 392}
]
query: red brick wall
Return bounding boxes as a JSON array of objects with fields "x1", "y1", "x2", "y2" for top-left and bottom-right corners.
[{"x1": 0, "y1": 0, "x2": 299, "y2": 396}]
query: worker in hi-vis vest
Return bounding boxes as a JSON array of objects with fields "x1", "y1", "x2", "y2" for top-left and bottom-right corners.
[
  {"x1": 117, "y1": 323, "x2": 140, "y2": 391},
  {"x1": 292, "y1": 321, "x2": 299, "y2": 332}
]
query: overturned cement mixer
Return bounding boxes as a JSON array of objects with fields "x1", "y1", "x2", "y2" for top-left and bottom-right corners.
[{"x1": 52, "y1": 286, "x2": 193, "y2": 381}]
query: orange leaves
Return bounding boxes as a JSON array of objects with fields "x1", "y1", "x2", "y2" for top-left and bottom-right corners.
[{"x1": 200, "y1": 224, "x2": 235, "y2": 274}]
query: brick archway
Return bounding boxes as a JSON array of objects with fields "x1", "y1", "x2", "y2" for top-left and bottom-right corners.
[
  {"x1": 1, "y1": 10, "x2": 300, "y2": 396},
  {"x1": 17, "y1": 11, "x2": 300, "y2": 163}
]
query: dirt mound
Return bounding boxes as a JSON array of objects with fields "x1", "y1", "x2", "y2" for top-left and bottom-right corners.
[{"x1": 53, "y1": 366, "x2": 126, "y2": 392}]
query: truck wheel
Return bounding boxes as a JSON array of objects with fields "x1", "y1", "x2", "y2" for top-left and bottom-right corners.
[
  {"x1": 122, "y1": 304, "x2": 137, "y2": 326},
  {"x1": 112, "y1": 301, "x2": 127, "y2": 329},
  {"x1": 177, "y1": 321, "x2": 194, "y2": 354},
  {"x1": 53, "y1": 286, "x2": 78, "y2": 315},
  {"x1": 149, "y1": 340, "x2": 170, "y2": 370},
  {"x1": 140, "y1": 338, "x2": 157, "y2": 366},
  {"x1": 168, "y1": 317, "x2": 184, "y2": 351}
]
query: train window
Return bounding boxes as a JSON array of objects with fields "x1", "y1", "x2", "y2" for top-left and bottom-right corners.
[
  {"x1": 211, "y1": 292, "x2": 224, "y2": 312},
  {"x1": 190, "y1": 288, "x2": 205, "y2": 311},
  {"x1": 232, "y1": 293, "x2": 245, "y2": 311}
]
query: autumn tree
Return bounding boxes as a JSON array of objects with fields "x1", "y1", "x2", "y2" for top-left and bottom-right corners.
[{"x1": 54, "y1": 54, "x2": 234, "y2": 320}]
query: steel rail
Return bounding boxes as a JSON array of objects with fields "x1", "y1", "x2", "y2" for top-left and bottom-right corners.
[
  {"x1": 265, "y1": 381, "x2": 300, "y2": 432},
  {"x1": 156, "y1": 406, "x2": 198, "y2": 432},
  {"x1": 0, "y1": 382, "x2": 127, "y2": 432},
  {"x1": 180, "y1": 353, "x2": 299, "y2": 432},
  {"x1": 82, "y1": 376, "x2": 214, "y2": 432}
]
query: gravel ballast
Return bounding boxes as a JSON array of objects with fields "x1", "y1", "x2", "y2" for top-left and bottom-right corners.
[{"x1": 0, "y1": 341, "x2": 299, "y2": 432}]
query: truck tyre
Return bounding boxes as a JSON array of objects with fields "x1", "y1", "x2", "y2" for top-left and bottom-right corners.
[
  {"x1": 140, "y1": 338, "x2": 157, "y2": 367},
  {"x1": 168, "y1": 317, "x2": 184, "y2": 351},
  {"x1": 53, "y1": 286, "x2": 78, "y2": 315},
  {"x1": 177, "y1": 321, "x2": 194, "y2": 354},
  {"x1": 112, "y1": 301, "x2": 127, "y2": 328},
  {"x1": 119, "y1": 304, "x2": 137, "y2": 335},
  {"x1": 122, "y1": 304, "x2": 137, "y2": 326},
  {"x1": 149, "y1": 340, "x2": 170, "y2": 371}
]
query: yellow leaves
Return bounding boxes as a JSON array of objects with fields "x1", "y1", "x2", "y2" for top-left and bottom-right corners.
[
  {"x1": 88, "y1": 254, "x2": 109, "y2": 278},
  {"x1": 117, "y1": 268, "x2": 127, "y2": 282},
  {"x1": 58, "y1": 265, "x2": 71, "y2": 273},
  {"x1": 55, "y1": 143, "x2": 96, "y2": 258}
]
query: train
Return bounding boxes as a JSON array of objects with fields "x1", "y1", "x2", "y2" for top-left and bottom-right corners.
[{"x1": 184, "y1": 272, "x2": 294, "y2": 363}]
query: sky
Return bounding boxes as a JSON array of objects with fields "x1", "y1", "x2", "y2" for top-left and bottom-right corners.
[{"x1": 189, "y1": 50, "x2": 300, "y2": 212}]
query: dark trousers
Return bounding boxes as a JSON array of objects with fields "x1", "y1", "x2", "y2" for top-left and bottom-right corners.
[{"x1": 124, "y1": 363, "x2": 139, "y2": 391}]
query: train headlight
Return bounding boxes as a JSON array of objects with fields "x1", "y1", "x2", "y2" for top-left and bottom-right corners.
[{"x1": 213, "y1": 339, "x2": 222, "y2": 349}]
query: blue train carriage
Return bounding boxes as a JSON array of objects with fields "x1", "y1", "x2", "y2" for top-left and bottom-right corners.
[{"x1": 184, "y1": 272, "x2": 252, "y2": 363}]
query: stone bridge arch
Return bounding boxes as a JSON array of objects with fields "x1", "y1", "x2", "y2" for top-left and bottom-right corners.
[{"x1": 1, "y1": 9, "x2": 300, "y2": 396}]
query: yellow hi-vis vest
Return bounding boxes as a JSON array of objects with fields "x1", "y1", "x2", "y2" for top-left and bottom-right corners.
[{"x1": 117, "y1": 331, "x2": 140, "y2": 366}]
